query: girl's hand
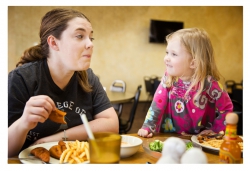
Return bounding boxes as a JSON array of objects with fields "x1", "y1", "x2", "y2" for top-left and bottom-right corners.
[
  {"x1": 19, "y1": 95, "x2": 56, "y2": 130},
  {"x1": 138, "y1": 129, "x2": 153, "y2": 138}
]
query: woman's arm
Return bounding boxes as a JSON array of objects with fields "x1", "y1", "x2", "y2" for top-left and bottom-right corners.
[
  {"x1": 8, "y1": 95, "x2": 56, "y2": 157},
  {"x1": 32, "y1": 107, "x2": 119, "y2": 144},
  {"x1": 8, "y1": 118, "x2": 30, "y2": 157}
]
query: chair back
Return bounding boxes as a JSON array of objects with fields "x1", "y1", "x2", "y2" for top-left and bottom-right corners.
[
  {"x1": 144, "y1": 76, "x2": 153, "y2": 95},
  {"x1": 110, "y1": 80, "x2": 126, "y2": 92},
  {"x1": 110, "y1": 80, "x2": 126, "y2": 116},
  {"x1": 231, "y1": 99, "x2": 243, "y2": 135},
  {"x1": 119, "y1": 85, "x2": 142, "y2": 134}
]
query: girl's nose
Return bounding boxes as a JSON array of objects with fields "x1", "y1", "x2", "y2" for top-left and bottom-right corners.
[{"x1": 164, "y1": 54, "x2": 170, "y2": 62}]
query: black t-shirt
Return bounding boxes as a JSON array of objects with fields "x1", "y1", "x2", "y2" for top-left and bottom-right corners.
[{"x1": 8, "y1": 59, "x2": 112, "y2": 151}]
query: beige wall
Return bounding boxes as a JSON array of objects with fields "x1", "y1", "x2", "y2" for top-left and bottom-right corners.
[{"x1": 8, "y1": 6, "x2": 243, "y2": 101}]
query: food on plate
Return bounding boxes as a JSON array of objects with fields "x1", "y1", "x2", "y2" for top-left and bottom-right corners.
[
  {"x1": 197, "y1": 132, "x2": 224, "y2": 143},
  {"x1": 201, "y1": 139, "x2": 243, "y2": 150},
  {"x1": 30, "y1": 147, "x2": 50, "y2": 163},
  {"x1": 49, "y1": 108, "x2": 67, "y2": 124},
  {"x1": 197, "y1": 133, "x2": 243, "y2": 150},
  {"x1": 149, "y1": 140, "x2": 163, "y2": 152},
  {"x1": 186, "y1": 142, "x2": 193, "y2": 150},
  {"x1": 59, "y1": 140, "x2": 89, "y2": 164},
  {"x1": 49, "y1": 140, "x2": 67, "y2": 159}
]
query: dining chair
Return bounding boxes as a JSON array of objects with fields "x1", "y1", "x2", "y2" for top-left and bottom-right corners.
[
  {"x1": 119, "y1": 85, "x2": 142, "y2": 134},
  {"x1": 110, "y1": 80, "x2": 126, "y2": 117},
  {"x1": 231, "y1": 99, "x2": 243, "y2": 135},
  {"x1": 143, "y1": 76, "x2": 160, "y2": 111}
]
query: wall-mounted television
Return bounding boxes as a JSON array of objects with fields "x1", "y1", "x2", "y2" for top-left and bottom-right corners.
[{"x1": 149, "y1": 19, "x2": 184, "y2": 43}]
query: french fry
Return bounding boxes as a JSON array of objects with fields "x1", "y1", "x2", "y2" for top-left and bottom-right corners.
[
  {"x1": 59, "y1": 149, "x2": 70, "y2": 164},
  {"x1": 59, "y1": 140, "x2": 89, "y2": 164}
]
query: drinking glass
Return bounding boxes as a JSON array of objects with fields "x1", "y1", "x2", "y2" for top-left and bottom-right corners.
[{"x1": 88, "y1": 132, "x2": 121, "y2": 164}]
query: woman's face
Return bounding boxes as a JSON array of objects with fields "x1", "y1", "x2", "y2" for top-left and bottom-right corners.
[
  {"x1": 54, "y1": 17, "x2": 94, "y2": 71},
  {"x1": 164, "y1": 35, "x2": 193, "y2": 81}
]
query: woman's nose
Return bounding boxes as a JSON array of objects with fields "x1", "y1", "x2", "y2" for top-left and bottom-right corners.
[{"x1": 86, "y1": 39, "x2": 94, "y2": 49}]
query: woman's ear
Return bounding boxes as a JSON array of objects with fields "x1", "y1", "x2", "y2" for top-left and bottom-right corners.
[
  {"x1": 190, "y1": 59, "x2": 197, "y2": 69},
  {"x1": 47, "y1": 35, "x2": 59, "y2": 51}
]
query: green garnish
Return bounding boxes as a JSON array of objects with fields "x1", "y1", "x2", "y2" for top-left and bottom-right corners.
[
  {"x1": 149, "y1": 140, "x2": 163, "y2": 152},
  {"x1": 186, "y1": 142, "x2": 193, "y2": 150}
]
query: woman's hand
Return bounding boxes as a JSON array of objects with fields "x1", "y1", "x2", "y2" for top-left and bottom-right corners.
[
  {"x1": 19, "y1": 95, "x2": 56, "y2": 130},
  {"x1": 138, "y1": 129, "x2": 153, "y2": 138}
]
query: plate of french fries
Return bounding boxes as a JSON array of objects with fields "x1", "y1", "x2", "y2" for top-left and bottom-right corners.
[
  {"x1": 191, "y1": 135, "x2": 243, "y2": 152},
  {"x1": 19, "y1": 140, "x2": 90, "y2": 164}
]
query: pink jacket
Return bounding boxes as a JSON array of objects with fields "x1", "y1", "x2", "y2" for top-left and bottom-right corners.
[{"x1": 141, "y1": 73, "x2": 233, "y2": 134}]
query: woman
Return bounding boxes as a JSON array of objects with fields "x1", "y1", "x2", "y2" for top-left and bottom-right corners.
[{"x1": 8, "y1": 8, "x2": 118, "y2": 157}]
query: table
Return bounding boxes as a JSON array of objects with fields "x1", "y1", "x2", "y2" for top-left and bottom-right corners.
[
  {"x1": 120, "y1": 133, "x2": 228, "y2": 164},
  {"x1": 106, "y1": 90, "x2": 135, "y2": 103},
  {"x1": 8, "y1": 133, "x2": 243, "y2": 164}
]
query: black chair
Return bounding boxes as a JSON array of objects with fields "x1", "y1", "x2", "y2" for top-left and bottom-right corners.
[
  {"x1": 119, "y1": 85, "x2": 142, "y2": 134},
  {"x1": 143, "y1": 76, "x2": 160, "y2": 111},
  {"x1": 225, "y1": 80, "x2": 236, "y2": 99},
  {"x1": 110, "y1": 80, "x2": 126, "y2": 117},
  {"x1": 231, "y1": 99, "x2": 243, "y2": 135},
  {"x1": 225, "y1": 80, "x2": 243, "y2": 105},
  {"x1": 144, "y1": 76, "x2": 154, "y2": 101}
]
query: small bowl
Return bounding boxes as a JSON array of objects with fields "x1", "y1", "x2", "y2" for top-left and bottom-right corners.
[{"x1": 120, "y1": 135, "x2": 143, "y2": 158}]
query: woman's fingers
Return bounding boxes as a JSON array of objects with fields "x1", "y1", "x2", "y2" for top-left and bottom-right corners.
[
  {"x1": 28, "y1": 95, "x2": 55, "y2": 112},
  {"x1": 21, "y1": 95, "x2": 56, "y2": 129}
]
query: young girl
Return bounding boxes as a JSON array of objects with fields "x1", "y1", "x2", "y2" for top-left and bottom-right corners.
[{"x1": 138, "y1": 28, "x2": 233, "y2": 138}]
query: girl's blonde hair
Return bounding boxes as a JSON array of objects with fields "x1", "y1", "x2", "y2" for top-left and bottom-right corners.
[{"x1": 165, "y1": 28, "x2": 222, "y2": 101}]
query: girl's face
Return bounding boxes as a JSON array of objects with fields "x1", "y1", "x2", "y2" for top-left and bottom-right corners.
[
  {"x1": 164, "y1": 35, "x2": 194, "y2": 81},
  {"x1": 54, "y1": 17, "x2": 94, "y2": 71}
]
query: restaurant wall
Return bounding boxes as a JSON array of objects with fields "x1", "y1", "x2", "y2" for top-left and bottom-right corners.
[{"x1": 8, "y1": 6, "x2": 243, "y2": 101}]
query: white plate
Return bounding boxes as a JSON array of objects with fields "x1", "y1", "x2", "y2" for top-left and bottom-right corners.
[
  {"x1": 18, "y1": 141, "x2": 89, "y2": 164},
  {"x1": 191, "y1": 135, "x2": 243, "y2": 152}
]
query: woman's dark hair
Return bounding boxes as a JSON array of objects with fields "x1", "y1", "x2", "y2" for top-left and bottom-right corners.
[{"x1": 16, "y1": 8, "x2": 92, "y2": 92}]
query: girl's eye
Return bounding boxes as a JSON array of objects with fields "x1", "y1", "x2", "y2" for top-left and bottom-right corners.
[
  {"x1": 172, "y1": 53, "x2": 177, "y2": 56},
  {"x1": 90, "y1": 37, "x2": 95, "y2": 41}
]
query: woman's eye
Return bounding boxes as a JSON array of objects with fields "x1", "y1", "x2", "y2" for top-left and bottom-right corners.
[{"x1": 76, "y1": 35, "x2": 83, "y2": 39}]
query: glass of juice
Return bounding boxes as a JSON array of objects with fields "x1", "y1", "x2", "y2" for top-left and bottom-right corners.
[{"x1": 88, "y1": 132, "x2": 121, "y2": 164}]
